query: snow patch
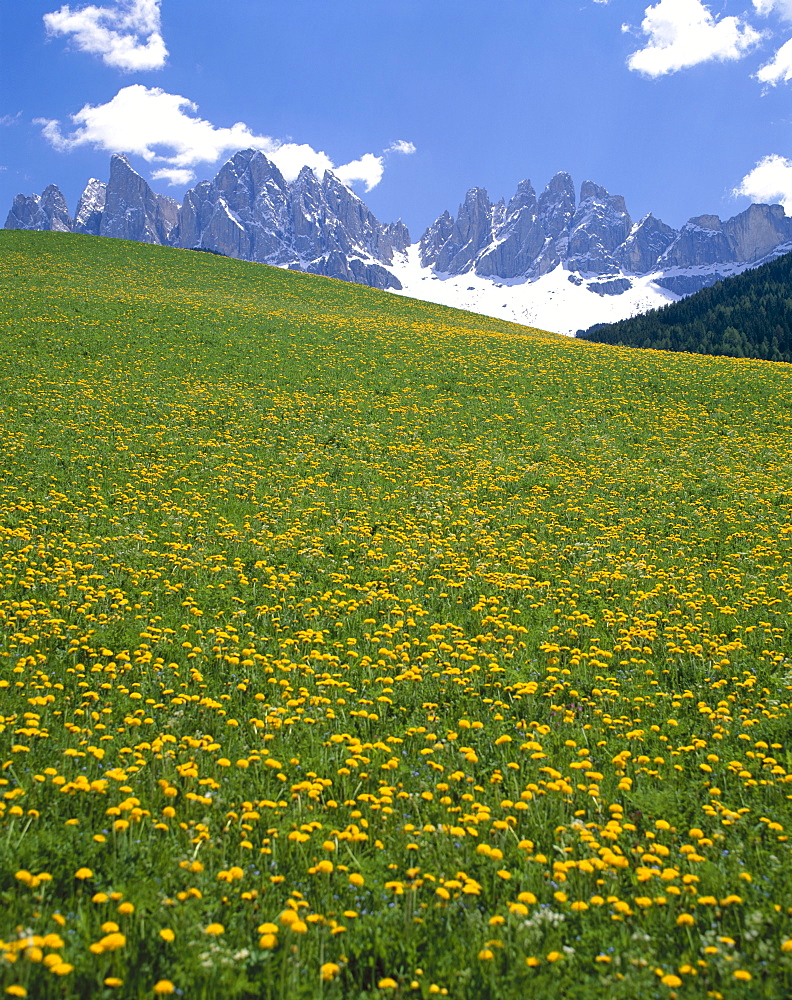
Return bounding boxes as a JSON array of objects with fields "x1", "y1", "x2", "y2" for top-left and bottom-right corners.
[{"x1": 387, "y1": 245, "x2": 677, "y2": 336}]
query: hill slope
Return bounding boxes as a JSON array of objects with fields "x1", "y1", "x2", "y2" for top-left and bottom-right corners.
[
  {"x1": 2, "y1": 232, "x2": 792, "y2": 999},
  {"x1": 577, "y1": 248, "x2": 792, "y2": 360}
]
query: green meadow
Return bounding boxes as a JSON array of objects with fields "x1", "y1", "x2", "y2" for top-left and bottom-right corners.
[{"x1": 2, "y1": 229, "x2": 792, "y2": 998}]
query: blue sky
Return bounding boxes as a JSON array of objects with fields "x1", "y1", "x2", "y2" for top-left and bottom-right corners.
[{"x1": 3, "y1": 0, "x2": 792, "y2": 238}]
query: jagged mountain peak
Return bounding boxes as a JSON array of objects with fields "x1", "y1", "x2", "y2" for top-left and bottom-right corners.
[
  {"x1": 579, "y1": 180, "x2": 629, "y2": 218},
  {"x1": 543, "y1": 170, "x2": 575, "y2": 195},
  {"x1": 579, "y1": 180, "x2": 608, "y2": 202},
  {"x1": 74, "y1": 178, "x2": 107, "y2": 236},
  {"x1": 537, "y1": 172, "x2": 576, "y2": 246},
  {"x1": 507, "y1": 179, "x2": 537, "y2": 210},
  {"x1": 292, "y1": 163, "x2": 321, "y2": 189},
  {"x1": 617, "y1": 212, "x2": 677, "y2": 274}
]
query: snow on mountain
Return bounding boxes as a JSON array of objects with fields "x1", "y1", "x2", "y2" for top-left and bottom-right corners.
[
  {"x1": 388, "y1": 244, "x2": 792, "y2": 337},
  {"x1": 389, "y1": 245, "x2": 677, "y2": 336}
]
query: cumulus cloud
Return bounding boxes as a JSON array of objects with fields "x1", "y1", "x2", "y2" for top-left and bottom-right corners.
[
  {"x1": 334, "y1": 153, "x2": 386, "y2": 191},
  {"x1": 756, "y1": 36, "x2": 792, "y2": 82},
  {"x1": 331, "y1": 142, "x2": 417, "y2": 191},
  {"x1": 734, "y1": 154, "x2": 792, "y2": 212},
  {"x1": 43, "y1": 0, "x2": 167, "y2": 72},
  {"x1": 626, "y1": 0, "x2": 762, "y2": 77},
  {"x1": 37, "y1": 84, "x2": 415, "y2": 190}
]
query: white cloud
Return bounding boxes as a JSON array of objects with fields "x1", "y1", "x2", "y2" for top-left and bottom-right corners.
[
  {"x1": 756, "y1": 36, "x2": 792, "y2": 82},
  {"x1": 43, "y1": 0, "x2": 167, "y2": 72},
  {"x1": 754, "y1": 0, "x2": 792, "y2": 20},
  {"x1": 335, "y1": 153, "x2": 385, "y2": 191},
  {"x1": 150, "y1": 166, "x2": 195, "y2": 185},
  {"x1": 751, "y1": 0, "x2": 792, "y2": 87},
  {"x1": 627, "y1": 0, "x2": 762, "y2": 77},
  {"x1": 330, "y1": 141, "x2": 416, "y2": 192},
  {"x1": 734, "y1": 154, "x2": 792, "y2": 212},
  {"x1": 387, "y1": 139, "x2": 417, "y2": 155},
  {"x1": 37, "y1": 84, "x2": 414, "y2": 191}
]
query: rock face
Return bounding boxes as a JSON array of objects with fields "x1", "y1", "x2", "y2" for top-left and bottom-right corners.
[
  {"x1": 617, "y1": 214, "x2": 677, "y2": 273},
  {"x1": 74, "y1": 179, "x2": 107, "y2": 236},
  {"x1": 535, "y1": 172, "x2": 577, "y2": 274},
  {"x1": 418, "y1": 175, "x2": 792, "y2": 298},
  {"x1": 5, "y1": 184, "x2": 72, "y2": 232},
  {"x1": 658, "y1": 216, "x2": 736, "y2": 269},
  {"x1": 177, "y1": 150, "x2": 293, "y2": 262},
  {"x1": 420, "y1": 176, "x2": 638, "y2": 277},
  {"x1": 430, "y1": 187, "x2": 499, "y2": 274},
  {"x1": 722, "y1": 203, "x2": 792, "y2": 262},
  {"x1": 173, "y1": 149, "x2": 409, "y2": 289},
  {"x1": 566, "y1": 181, "x2": 632, "y2": 275},
  {"x1": 99, "y1": 154, "x2": 179, "y2": 245},
  {"x1": 476, "y1": 180, "x2": 545, "y2": 278},
  {"x1": 422, "y1": 172, "x2": 590, "y2": 279}
]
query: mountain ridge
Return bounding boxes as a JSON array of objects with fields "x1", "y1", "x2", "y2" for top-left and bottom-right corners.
[{"x1": 7, "y1": 150, "x2": 792, "y2": 333}]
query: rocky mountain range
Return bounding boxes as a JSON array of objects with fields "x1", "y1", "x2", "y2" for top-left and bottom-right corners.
[
  {"x1": 6, "y1": 150, "x2": 409, "y2": 291},
  {"x1": 417, "y1": 172, "x2": 792, "y2": 294},
  {"x1": 6, "y1": 151, "x2": 792, "y2": 333}
]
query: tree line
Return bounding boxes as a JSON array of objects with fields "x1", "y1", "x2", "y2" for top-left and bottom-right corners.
[{"x1": 577, "y1": 251, "x2": 792, "y2": 363}]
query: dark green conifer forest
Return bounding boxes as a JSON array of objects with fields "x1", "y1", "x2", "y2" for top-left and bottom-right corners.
[{"x1": 577, "y1": 250, "x2": 792, "y2": 362}]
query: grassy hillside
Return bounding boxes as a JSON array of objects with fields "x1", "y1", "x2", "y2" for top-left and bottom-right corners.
[
  {"x1": 2, "y1": 230, "x2": 792, "y2": 999},
  {"x1": 578, "y1": 250, "x2": 792, "y2": 362}
]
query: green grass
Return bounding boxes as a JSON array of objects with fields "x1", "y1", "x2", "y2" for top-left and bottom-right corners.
[{"x1": 1, "y1": 229, "x2": 792, "y2": 999}]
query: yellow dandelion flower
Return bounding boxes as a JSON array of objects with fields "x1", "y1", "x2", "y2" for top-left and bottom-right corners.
[
  {"x1": 320, "y1": 962, "x2": 340, "y2": 981},
  {"x1": 99, "y1": 932, "x2": 126, "y2": 951}
]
